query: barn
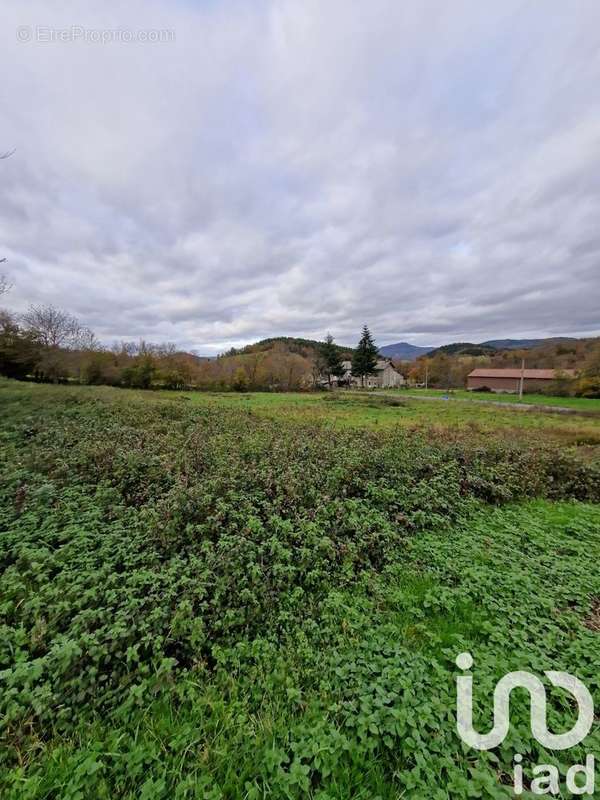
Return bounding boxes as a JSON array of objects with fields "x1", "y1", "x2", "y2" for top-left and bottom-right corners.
[{"x1": 467, "y1": 368, "x2": 576, "y2": 393}]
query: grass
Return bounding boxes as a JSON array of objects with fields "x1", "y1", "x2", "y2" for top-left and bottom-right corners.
[
  {"x1": 1, "y1": 378, "x2": 599, "y2": 798},
  {"x1": 176, "y1": 389, "x2": 600, "y2": 449},
  {"x1": 400, "y1": 387, "x2": 600, "y2": 410}
]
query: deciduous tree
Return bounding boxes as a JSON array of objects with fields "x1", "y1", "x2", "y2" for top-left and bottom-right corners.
[
  {"x1": 0, "y1": 310, "x2": 39, "y2": 379},
  {"x1": 21, "y1": 304, "x2": 83, "y2": 349}
]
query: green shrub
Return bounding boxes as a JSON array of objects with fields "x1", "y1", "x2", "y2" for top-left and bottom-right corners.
[{"x1": 576, "y1": 376, "x2": 600, "y2": 398}]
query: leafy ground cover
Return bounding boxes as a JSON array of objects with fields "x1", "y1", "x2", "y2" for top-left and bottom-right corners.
[{"x1": 1, "y1": 379, "x2": 599, "y2": 798}]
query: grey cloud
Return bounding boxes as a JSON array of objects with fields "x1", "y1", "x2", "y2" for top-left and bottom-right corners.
[{"x1": 1, "y1": 0, "x2": 599, "y2": 354}]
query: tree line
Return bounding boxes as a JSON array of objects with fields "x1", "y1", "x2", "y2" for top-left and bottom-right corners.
[
  {"x1": 404, "y1": 343, "x2": 600, "y2": 397},
  {"x1": 0, "y1": 282, "x2": 386, "y2": 391}
]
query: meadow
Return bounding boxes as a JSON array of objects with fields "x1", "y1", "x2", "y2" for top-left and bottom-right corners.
[
  {"x1": 178, "y1": 389, "x2": 600, "y2": 447},
  {"x1": 397, "y1": 388, "x2": 600, "y2": 411},
  {"x1": 1, "y1": 379, "x2": 599, "y2": 799}
]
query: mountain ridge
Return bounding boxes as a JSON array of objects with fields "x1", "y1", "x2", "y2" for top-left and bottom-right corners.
[
  {"x1": 379, "y1": 337, "x2": 580, "y2": 361},
  {"x1": 214, "y1": 336, "x2": 590, "y2": 363},
  {"x1": 378, "y1": 342, "x2": 436, "y2": 360}
]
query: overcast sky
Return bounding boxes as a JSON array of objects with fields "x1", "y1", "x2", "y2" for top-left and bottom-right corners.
[{"x1": 2, "y1": 1, "x2": 599, "y2": 353}]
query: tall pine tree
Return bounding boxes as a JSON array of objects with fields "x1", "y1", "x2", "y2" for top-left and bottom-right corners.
[{"x1": 351, "y1": 325, "x2": 378, "y2": 387}]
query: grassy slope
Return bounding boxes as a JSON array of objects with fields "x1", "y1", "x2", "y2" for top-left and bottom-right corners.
[{"x1": 1, "y1": 380, "x2": 599, "y2": 799}]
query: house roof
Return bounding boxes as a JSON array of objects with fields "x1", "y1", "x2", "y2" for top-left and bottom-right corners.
[
  {"x1": 468, "y1": 368, "x2": 576, "y2": 380},
  {"x1": 341, "y1": 359, "x2": 401, "y2": 374}
]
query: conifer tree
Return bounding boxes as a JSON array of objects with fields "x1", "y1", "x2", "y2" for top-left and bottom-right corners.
[
  {"x1": 320, "y1": 333, "x2": 346, "y2": 386},
  {"x1": 351, "y1": 324, "x2": 378, "y2": 387}
]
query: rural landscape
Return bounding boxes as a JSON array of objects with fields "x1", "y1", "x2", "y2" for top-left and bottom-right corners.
[
  {"x1": 1, "y1": 293, "x2": 600, "y2": 798},
  {"x1": 2, "y1": 1, "x2": 600, "y2": 797}
]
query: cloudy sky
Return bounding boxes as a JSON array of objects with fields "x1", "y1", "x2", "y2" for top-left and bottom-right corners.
[{"x1": 2, "y1": 1, "x2": 599, "y2": 353}]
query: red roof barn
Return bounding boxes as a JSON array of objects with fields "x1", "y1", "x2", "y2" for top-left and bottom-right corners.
[{"x1": 467, "y1": 368, "x2": 576, "y2": 393}]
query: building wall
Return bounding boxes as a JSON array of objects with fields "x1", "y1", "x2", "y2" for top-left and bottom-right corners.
[
  {"x1": 467, "y1": 376, "x2": 554, "y2": 393},
  {"x1": 353, "y1": 373, "x2": 380, "y2": 388},
  {"x1": 338, "y1": 361, "x2": 404, "y2": 388},
  {"x1": 353, "y1": 366, "x2": 405, "y2": 388},
  {"x1": 380, "y1": 365, "x2": 405, "y2": 388}
]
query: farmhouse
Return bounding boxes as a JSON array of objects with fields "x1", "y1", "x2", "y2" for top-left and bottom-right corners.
[
  {"x1": 341, "y1": 359, "x2": 405, "y2": 388},
  {"x1": 467, "y1": 368, "x2": 576, "y2": 393}
]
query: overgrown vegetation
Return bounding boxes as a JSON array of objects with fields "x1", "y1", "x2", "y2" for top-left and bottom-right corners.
[{"x1": 1, "y1": 380, "x2": 599, "y2": 798}]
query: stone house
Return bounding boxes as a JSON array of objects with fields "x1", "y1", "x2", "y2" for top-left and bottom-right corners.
[{"x1": 340, "y1": 359, "x2": 405, "y2": 388}]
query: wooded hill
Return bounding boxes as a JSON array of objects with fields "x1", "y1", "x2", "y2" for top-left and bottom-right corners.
[
  {"x1": 224, "y1": 336, "x2": 355, "y2": 359},
  {"x1": 420, "y1": 336, "x2": 600, "y2": 370}
]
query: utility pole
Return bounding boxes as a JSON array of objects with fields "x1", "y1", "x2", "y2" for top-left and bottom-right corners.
[
  {"x1": 518, "y1": 358, "x2": 525, "y2": 400},
  {"x1": 424, "y1": 362, "x2": 429, "y2": 390}
]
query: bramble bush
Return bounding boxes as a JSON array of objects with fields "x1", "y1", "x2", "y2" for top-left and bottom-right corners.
[{"x1": 0, "y1": 380, "x2": 599, "y2": 798}]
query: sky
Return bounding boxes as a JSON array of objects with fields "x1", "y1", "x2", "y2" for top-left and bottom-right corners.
[{"x1": 2, "y1": 0, "x2": 600, "y2": 354}]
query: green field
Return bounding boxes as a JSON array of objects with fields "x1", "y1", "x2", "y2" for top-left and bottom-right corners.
[
  {"x1": 400, "y1": 387, "x2": 600, "y2": 411},
  {"x1": 1, "y1": 380, "x2": 599, "y2": 799},
  {"x1": 176, "y1": 389, "x2": 600, "y2": 447}
]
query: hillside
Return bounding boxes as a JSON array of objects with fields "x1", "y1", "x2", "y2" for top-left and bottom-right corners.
[
  {"x1": 378, "y1": 337, "x2": 577, "y2": 361},
  {"x1": 228, "y1": 336, "x2": 355, "y2": 359},
  {"x1": 424, "y1": 342, "x2": 496, "y2": 358},
  {"x1": 481, "y1": 337, "x2": 577, "y2": 350},
  {"x1": 219, "y1": 335, "x2": 599, "y2": 371}
]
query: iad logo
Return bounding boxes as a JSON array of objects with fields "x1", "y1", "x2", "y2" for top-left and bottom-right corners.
[
  {"x1": 455, "y1": 652, "x2": 596, "y2": 795},
  {"x1": 455, "y1": 652, "x2": 594, "y2": 751}
]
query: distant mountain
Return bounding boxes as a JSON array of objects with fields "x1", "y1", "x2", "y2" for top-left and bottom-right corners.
[
  {"x1": 385, "y1": 337, "x2": 580, "y2": 361},
  {"x1": 378, "y1": 342, "x2": 436, "y2": 360},
  {"x1": 480, "y1": 337, "x2": 576, "y2": 350},
  {"x1": 224, "y1": 335, "x2": 585, "y2": 364}
]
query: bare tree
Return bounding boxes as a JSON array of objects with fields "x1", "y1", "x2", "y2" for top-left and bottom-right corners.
[
  {"x1": 0, "y1": 274, "x2": 12, "y2": 296},
  {"x1": 73, "y1": 326, "x2": 101, "y2": 351},
  {"x1": 21, "y1": 304, "x2": 83, "y2": 349},
  {"x1": 158, "y1": 342, "x2": 178, "y2": 357}
]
